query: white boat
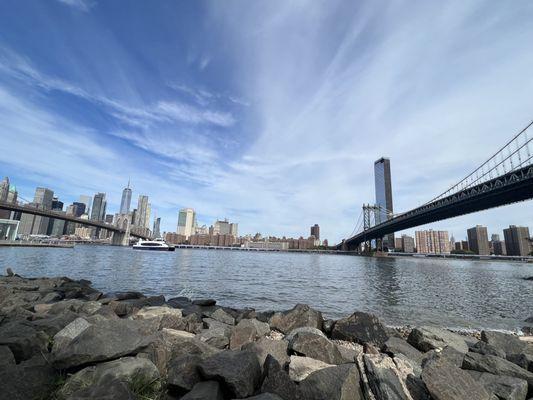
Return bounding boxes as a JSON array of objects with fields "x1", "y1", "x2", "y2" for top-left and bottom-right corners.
[{"x1": 133, "y1": 238, "x2": 175, "y2": 251}]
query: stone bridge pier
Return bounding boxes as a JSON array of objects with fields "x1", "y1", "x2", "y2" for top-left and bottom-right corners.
[{"x1": 111, "y1": 214, "x2": 131, "y2": 246}]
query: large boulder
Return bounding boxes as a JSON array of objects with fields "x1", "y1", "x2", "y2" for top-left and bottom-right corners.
[
  {"x1": 363, "y1": 353, "x2": 412, "y2": 399},
  {"x1": 110, "y1": 295, "x2": 165, "y2": 317},
  {"x1": 31, "y1": 310, "x2": 80, "y2": 336},
  {"x1": 197, "y1": 326, "x2": 231, "y2": 349},
  {"x1": 466, "y1": 370, "x2": 528, "y2": 400},
  {"x1": 0, "y1": 355, "x2": 57, "y2": 400},
  {"x1": 198, "y1": 350, "x2": 262, "y2": 398},
  {"x1": 382, "y1": 336, "x2": 424, "y2": 364},
  {"x1": 52, "y1": 317, "x2": 158, "y2": 369},
  {"x1": 0, "y1": 320, "x2": 49, "y2": 362},
  {"x1": 288, "y1": 355, "x2": 333, "y2": 382},
  {"x1": 260, "y1": 355, "x2": 300, "y2": 400},
  {"x1": 269, "y1": 304, "x2": 323, "y2": 334},
  {"x1": 0, "y1": 345, "x2": 15, "y2": 365},
  {"x1": 462, "y1": 352, "x2": 533, "y2": 388},
  {"x1": 57, "y1": 356, "x2": 160, "y2": 399},
  {"x1": 66, "y1": 378, "x2": 136, "y2": 400},
  {"x1": 132, "y1": 306, "x2": 183, "y2": 330},
  {"x1": 481, "y1": 331, "x2": 528, "y2": 358},
  {"x1": 331, "y1": 312, "x2": 389, "y2": 346},
  {"x1": 210, "y1": 308, "x2": 236, "y2": 325},
  {"x1": 421, "y1": 356, "x2": 491, "y2": 400},
  {"x1": 243, "y1": 337, "x2": 290, "y2": 369},
  {"x1": 299, "y1": 364, "x2": 364, "y2": 400},
  {"x1": 469, "y1": 340, "x2": 507, "y2": 359},
  {"x1": 288, "y1": 330, "x2": 346, "y2": 365},
  {"x1": 167, "y1": 354, "x2": 203, "y2": 393},
  {"x1": 284, "y1": 326, "x2": 326, "y2": 343},
  {"x1": 181, "y1": 380, "x2": 224, "y2": 400},
  {"x1": 229, "y1": 318, "x2": 270, "y2": 350},
  {"x1": 407, "y1": 326, "x2": 468, "y2": 354}
]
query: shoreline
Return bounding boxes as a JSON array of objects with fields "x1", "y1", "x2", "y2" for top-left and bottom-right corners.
[{"x1": 1, "y1": 270, "x2": 532, "y2": 399}]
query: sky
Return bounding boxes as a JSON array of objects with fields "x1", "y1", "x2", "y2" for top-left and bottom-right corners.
[{"x1": 0, "y1": 0, "x2": 532, "y2": 243}]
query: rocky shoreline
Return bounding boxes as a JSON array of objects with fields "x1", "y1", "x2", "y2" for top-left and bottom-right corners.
[{"x1": 0, "y1": 271, "x2": 532, "y2": 400}]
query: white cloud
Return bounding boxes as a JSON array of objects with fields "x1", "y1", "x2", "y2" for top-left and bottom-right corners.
[{"x1": 56, "y1": 0, "x2": 95, "y2": 12}]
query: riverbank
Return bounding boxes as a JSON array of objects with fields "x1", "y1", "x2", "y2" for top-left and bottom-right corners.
[{"x1": 1, "y1": 271, "x2": 532, "y2": 400}]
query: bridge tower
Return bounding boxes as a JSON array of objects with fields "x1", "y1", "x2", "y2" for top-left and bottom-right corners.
[
  {"x1": 362, "y1": 204, "x2": 381, "y2": 253},
  {"x1": 111, "y1": 213, "x2": 131, "y2": 246}
]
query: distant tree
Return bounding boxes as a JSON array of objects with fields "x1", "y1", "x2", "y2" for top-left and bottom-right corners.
[{"x1": 451, "y1": 249, "x2": 475, "y2": 255}]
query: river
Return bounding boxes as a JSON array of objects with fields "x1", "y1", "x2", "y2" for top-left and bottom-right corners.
[{"x1": 1, "y1": 245, "x2": 531, "y2": 332}]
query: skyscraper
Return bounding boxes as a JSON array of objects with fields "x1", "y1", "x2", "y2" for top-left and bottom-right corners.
[
  {"x1": 90, "y1": 193, "x2": 106, "y2": 222},
  {"x1": 119, "y1": 181, "x2": 132, "y2": 215},
  {"x1": 153, "y1": 217, "x2": 161, "y2": 238},
  {"x1": 310, "y1": 224, "x2": 320, "y2": 241},
  {"x1": 177, "y1": 208, "x2": 196, "y2": 238},
  {"x1": 467, "y1": 225, "x2": 490, "y2": 255},
  {"x1": 18, "y1": 187, "x2": 54, "y2": 235},
  {"x1": 503, "y1": 225, "x2": 531, "y2": 256},
  {"x1": 78, "y1": 195, "x2": 92, "y2": 216},
  {"x1": 136, "y1": 195, "x2": 150, "y2": 228},
  {"x1": 0, "y1": 177, "x2": 10, "y2": 219},
  {"x1": 374, "y1": 157, "x2": 394, "y2": 249}
]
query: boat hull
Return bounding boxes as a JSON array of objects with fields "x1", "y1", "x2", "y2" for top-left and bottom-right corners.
[{"x1": 133, "y1": 247, "x2": 175, "y2": 251}]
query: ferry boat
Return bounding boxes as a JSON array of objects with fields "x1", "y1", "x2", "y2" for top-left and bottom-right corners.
[{"x1": 133, "y1": 238, "x2": 175, "y2": 251}]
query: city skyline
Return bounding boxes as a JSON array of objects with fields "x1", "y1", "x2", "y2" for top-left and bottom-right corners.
[{"x1": 0, "y1": 1, "x2": 532, "y2": 241}]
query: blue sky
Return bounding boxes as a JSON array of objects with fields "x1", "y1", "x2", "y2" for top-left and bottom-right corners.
[{"x1": 0, "y1": 0, "x2": 532, "y2": 242}]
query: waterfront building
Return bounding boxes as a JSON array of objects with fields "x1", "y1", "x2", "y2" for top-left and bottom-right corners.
[
  {"x1": 394, "y1": 238, "x2": 402, "y2": 250},
  {"x1": 78, "y1": 195, "x2": 92, "y2": 216},
  {"x1": 0, "y1": 177, "x2": 10, "y2": 219},
  {"x1": 503, "y1": 225, "x2": 531, "y2": 256},
  {"x1": 136, "y1": 195, "x2": 150, "y2": 229},
  {"x1": 165, "y1": 232, "x2": 187, "y2": 244},
  {"x1": 401, "y1": 235, "x2": 415, "y2": 253},
  {"x1": 230, "y1": 223, "x2": 239, "y2": 237},
  {"x1": 415, "y1": 230, "x2": 450, "y2": 254},
  {"x1": 119, "y1": 181, "x2": 132, "y2": 214},
  {"x1": 310, "y1": 224, "x2": 320, "y2": 241},
  {"x1": 50, "y1": 213, "x2": 66, "y2": 237},
  {"x1": 153, "y1": 217, "x2": 161, "y2": 238},
  {"x1": 90, "y1": 193, "x2": 106, "y2": 222},
  {"x1": 374, "y1": 157, "x2": 394, "y2": 250},
  {"x1": 75, "y1": 226, "x2": 92, "y2": 239},
  {"x1": 493, "y1": 240, "x2": 506, "y2": 256},
  {"x1": 18, "y1": 187, "x2": 54, "y2": 236},
  {"x1": 245, "y1": 241, "x2": 289, "y2": 250},
  {"x1": 177, "y1": 208, "x2": 196, "y2": 238},
  {"x1": 0, "y1": 218, "x2": 19, "y2": 240},
  {"x1": 189, "y1": 233, "x2": 210, "y2": 245},
  {"x1": 461, "y1": 240, "x2": 469, "y2": 251},
  {"x1": 467, "y1": 225, "x2": 490, "y2": 255},
  {"x1": 195, "y1": 224, "x2": 208, "y2": 235},
  {"x1": 213, "y1": 219, "x2": 230, "y2": 235},
  {"x1": 47, "y1": 197, "x2": 64, "y2": 235},
  {"x1": 131, "y1": 208, "x2": 138, "y2": 225}
]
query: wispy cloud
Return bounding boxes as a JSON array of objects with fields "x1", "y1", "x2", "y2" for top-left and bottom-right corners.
[{"x1": 56, "y1": 0, "x2": 95, "y2": 12}]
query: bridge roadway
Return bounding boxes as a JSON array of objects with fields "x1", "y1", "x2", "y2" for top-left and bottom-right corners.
[
  {"x1": 342, "y1": 164, "x2": 533, "y2": 250},
  {"x1": 0, "y1": 201, "x2": 149, "y2": 239}
]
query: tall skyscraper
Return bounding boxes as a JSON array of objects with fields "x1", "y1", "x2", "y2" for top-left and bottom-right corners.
[
  {"x1": 177, "y1": 208, "x2": 196, "y2": 238},
  {"x1": 467, "y1": 225, "x2": 490, "y2": 255},
  {"x1": 415, "y1": 230, "x2": 450, "y2": 254},
  {"x1": 374, "y1": 157, "x2": 394, "y2": 249},
  {"x1": 119, "y1": 181, "x2": 132, "y2": 215},
  {"x1": 230, "y1": 223, "x2": 239, "y2": 237},
  {"x1": 18, "y1": 187, "x2": 54, "y2": 235},
  {"x1": 153, "y1": 217, "x2": 161, "y2": 238},
  {"x1": 78, "y1": 195, "x2": 92, "y2": 216},
  {"x1": 503, "y1": 225, "x2": 531, "y2": 256},
  {"x1": 0, "y1": 177, "x2": 10, "y2": 219},
  {"x1": 136, "y1": 195, "x2": 150, "y2": 228},
  {"x1": 310, "y1": 224, "x2": 320, "y2": 241},
  {"x1": 90, "y1": 193, "x2": 107, "y2": 222}
]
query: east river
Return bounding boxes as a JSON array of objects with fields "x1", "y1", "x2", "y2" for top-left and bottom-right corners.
[{"x1": 1, "y1": 245, "x2": 531, "y2": 332}]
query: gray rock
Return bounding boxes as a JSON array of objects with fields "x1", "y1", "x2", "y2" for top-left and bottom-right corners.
[
  {"x1": 462, "y1": 352, "x2": 533, "y2": 388},
  {"x1": 0, "y1": 320, "x2": 49, "y2": 362},
  {"x1": 331, "y1": 311, "x2": 389, "y2": 347},
  {"x1": 288, "y1": 330, "x2": 346, "y2": 365},
  {"x1": 406, "y1": 374, "x2": 431, "y2": 400},
  {"x1": 31, "y1": 310, "x2": 79, "y2": 336},
  {"x1": 0, "y1": 345, "x2": 15, "y2": 365},
  {"x1": 423, "y1": 346, "x2": 465, "y2": 368},
  {"x1": 470, "y1": 340, "x2": 507, "y2": 359},
  {"x1": 269, "y1": 304, "x2": 323, "y2": 334},
  {"x1": 58, "y1": 356, "x2": 160, "y2": 398},
  {"x1": 507, "y1": 352, "x2": 533, "y2": 372},
  {"x1": 299, "y1": 364, "x2": 364, "y2": 400},
  {"x1": 364, "y1": 353, "x2": 411, "y2": 399},
  {"x1": 421, "y1": 355, "x2": 491, "y2": 400},
  {"x1": 52, "y1": 317, "x2": 158, "y2": 369},
  {"x1": 66, "y1": 377, "x2": 136, "y2": 400},
  {"x1": 408, "y1": 326, "x2": 468, "y2": 354},
  {"x1": 335, "y1": 342, "x2": 361, "y2": 363},
  {"x1": 133, "y1": 306, "x2": 183, "y2": 330},
  {"x1": 243, "y1": 337, "x2": 290, "y2": 369},
  {"x1": 284, "y1": 326, "x2": 326, "y2": 343},
  {"x1": 383, "y1": 336, "x2": 424, "y2": 363},
  {"x1": 323, "y1": 319, "x2": 335, "y2": 335},
  {"x1": 260, "y1": 354, "x2": 300, "y2": 400},
  {"x1": 174, "y1": 313, "x2": 204, "y2": 334},
  {"x1": 197, "y1": 326, "x2": 231, "y2": 349},
  {"x1": 6, "y1": 268, "x2": 14, "y2": 276},
  {"x1": 167, "y1": 354, "x2": 203, "y2": 392},
  {"x1": 181, "y1": 381, "x2": 224, "y2": 400},
  {"x1": 105, "y1": 291, "x2": 145, "y2": 301},
  {"x1": 110, "y1": 295, "x2": 165, "y2": 317},
  {"x1": 230, "y1": 318, "x2": 271, "y2": 350},
  {"x1": 288, "y1": 355, "x2": 333, "y2": 382},
  {"x1": 210, "y1": 308, "x2": 236, "y2": 325},
  {"x1": 193, "y1": 298, "x2": 217, "y2": 306},
  {"x1": 199, "y1": 350, "x2": 262, "y2": 398},
  {"x1": 0, "y1": 355, "x2": 57, "y2": 400},
  {"x1": 244, "y1": 394, "x2": 284, "y2": 400},
  {"x1": 481, "y1": 331, "x2": 528, "y2": 358},
  {"x1": 466, "y1": 370, "x2": 528, "y2": 400}
]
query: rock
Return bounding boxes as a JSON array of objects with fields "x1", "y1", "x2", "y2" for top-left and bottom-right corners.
[
  {"x1": 174, "y1": 313, "x2": 204, "y2": 334},
  {"x1": 6, "y1": 268, "x2": 14, "y2": 277},
  {"x1": 167, "y1": 354, "x2": 203, "y2": 392},
  {"x1": 0, "y1": 320, "x2": 49, "y2": 362},
  {"x1": 331, "y1": 311, "x2": 389, "y2": 346},
  {"x1": 421, "y1": 355, "x2": 491, "y2": 400},
  {"x1": 41, "y1": 291, "x2": 63, "y2": 303},
  {"x1": 166, "y1": 296, "x2": 192, "y2": 309},
  {"x1": 49, "y1": 299, "x2": 102, "y2": 316},
  {"x1": 284, "y1": 326, "x2": 326, "y2": 343},
  {"x1": 243, "y1": 337, "x2": 290, "y2": 369},
  {"x1": 407, "y1": 326, "x2": 468, "y2": 354},
  {"x1": 210, "y1": 308, "x2": 236, "y2": 325},
  {"x1": 181, "y1": 380, "x2": 224, "y2": 400},
  {"x1": 105, "y1": 291, "x2": 145, "y2": 301},
  {"x1": 52, "y1": 317, "x2": 158, "y2": 369},
  {"x1": 288, "y1": 330, "x2": 346, "y2": 365},
  {"x1": 66, "y1": 377, "x2": 136, "y2": 400},
  {"x1": 466, "y1": 371, "x2": 528, "y2": 400},
  {"x1": 198, "y1": 350, "x2": 262, "y2": 398},
  {"x1": 323, "y1": 319, "x2": 335, "y2": 334},
  {"x1": 260, "y1": 355, "x2": 300, "y2": 400},
  {"x1": 244, "y1": 394, "x2": 284, "y2": 400},
  {"x1": 363, "y1": 353, "x2": 411, "y2": 399},
  {"x1": 424, "y1": 346, "x2": 465, "y2": 368},
  {"x1": 31, "y1": 310, "x2": 79, "y2": 336},
  {"x1": 481, "y1": 331, "x2": 528, "y2": 355},
  {"x1": 334, "y1": 340, "x2": 362, "y2": 363},
  {"x1": 193, "y1": 298, "x2": 217, "y2": 306},
  {"x1": 507, "y1": 352, "x2": 533, "y2": 371},
  {"x1": 0, "y1": 345, "x2": 15, "y2": 365},
  {"x1": 299, "y1": 363, "x2": 364, "y2": 400},
  {"x1": 406, "y1": 374, "x2": 431, "y2": 400},
  {"x1": 462, "y1": 352, "x2": 533, "y2": 388},
  {"x1": 256, "y1": 310, "x2": 276, "y2": 323},
  {"x1": 197, "y1": 326, "x2": 231, "y2": 349},
  {"x1": 34, "y1": 303, "x2": 54, "y2": 313},
  {"x1": 110, "y1": 295, "x2": 165, "y2": 317},
  {"x1": 269, "y1": 304, "x2": 323, "y2": 334},
  {"x1": 383, "y1": 336, "x2": 424, "y2": 363},
  {"x1": 58, "y1": 356, "x2": 160, "y2": 398},
  {"x1": 470, "y1": 340, "x2": 507, "y2": 359},
  {"x1": 133, "y1": 306, "x2": 183, "y2": 330},
  {"x1": 230, "y1": 318, "x2": 271, "y2": 350},
  {"x1": 0, "y1": 355, "x2": 57, "y2": 400},
  {"x1": 288, "y1": 355, "x2": 333, "y2": 382}
]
